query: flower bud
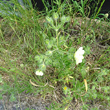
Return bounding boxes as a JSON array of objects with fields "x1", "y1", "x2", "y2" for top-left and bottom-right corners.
[
  {"x1": 105, "y1": 13, "x2": 109, "y2": 18},
  {"x1": 53, "y1": 12, "x2": 59, "y2": 21}
]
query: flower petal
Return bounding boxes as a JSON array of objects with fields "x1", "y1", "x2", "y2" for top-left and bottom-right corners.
[
  {"x1": 74, "y1": 47, "x2": 85, "y2": 65},
  {"x1": 35, "y1": 70, "x2": 43, "y2": 76}
]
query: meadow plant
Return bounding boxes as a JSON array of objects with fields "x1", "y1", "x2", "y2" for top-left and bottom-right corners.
[
  {"x1": 0, "y1": 0, "x2": 110, "y2": 109},
  {"x1": 34, "y1": 12, "x2": 89, "y2": 105}
]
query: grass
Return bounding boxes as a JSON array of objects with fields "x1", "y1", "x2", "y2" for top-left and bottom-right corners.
[{"x1": 0, "y1": 0, "x2": 110, "y2": 109}]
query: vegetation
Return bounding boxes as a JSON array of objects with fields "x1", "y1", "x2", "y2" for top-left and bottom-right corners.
[{"x1": 0, "y1": 0, "x2": 110, "y2": 109}]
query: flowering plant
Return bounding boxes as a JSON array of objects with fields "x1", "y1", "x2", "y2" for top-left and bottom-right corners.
[{"x1": 34, "y1": 13, "x2": 90, "y2": 100}]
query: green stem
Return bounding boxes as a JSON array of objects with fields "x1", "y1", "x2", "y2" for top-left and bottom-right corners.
[
  {"x1": 94, "y1": 0, "x2": 105, "y2": 19},
  {"x1": 55, "y1": 20, "x2": 58, "y2": 47},
  {"x1": 56, "y1": 30, "x2": 58, "y2": 46}
]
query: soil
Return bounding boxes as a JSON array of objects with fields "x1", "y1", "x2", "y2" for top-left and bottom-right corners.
[
  {"x1": 0, "y1": 93, "x2": 50, "y2": 110},
  {"x1": 0, "y1": 93, "x2": 110, "y2": 110}
]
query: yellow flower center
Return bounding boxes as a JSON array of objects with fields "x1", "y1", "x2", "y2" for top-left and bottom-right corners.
[{"x1": 64, "y1": 86, "x2": 67, "y2": 91}]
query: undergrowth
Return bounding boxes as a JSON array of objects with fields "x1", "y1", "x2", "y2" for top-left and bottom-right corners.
[{"x1": 0, "y1": 0, "x2": 110, "y2": 109}]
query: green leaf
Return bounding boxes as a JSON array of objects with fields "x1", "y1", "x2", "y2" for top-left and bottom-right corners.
[
  {"x1": 100, "y1": 69, "x2": 109, "y2": 76},
  {"x1": 45, "y1": 58, "x2": 52, "y2": 65},
  {"x1": 68, "y1": 47, "x2": 75, "y2": 53},
  {"x1": 80, "y1": 67, "x2": 86, "y2": 78},
  {"x1": 35, "y1": 55, "x2": 44, "y2": 64},
  {"x1": 0, "y1": 94, "x2": 3, "y2": 100},
  {"x1": 53, "y1": 12, "x2": 59, "y2": 21},
  {"x1": 0, "y1": 74, "x2": 3, "y2": 83},
  {"x1": 65, "y1": 16, "x2": 71, "y2": 22},
  {"x1": 45, "y1": 50, "x2": 53, "y2": 56},
  {"x1": 67, "y1": 54, "x2": 73, "y2": 60},
  {"x1": 35, "y1": 55, "x2": 40, "y2": 61},
  {"x1": 0, "y1": 85, "x2": 3, "y2": 91},
  {"x1": 93, "y1": 94, "x2": 97, "y2": 99},
  {"x1": 107, "y1": 97, "x2": 110, "y2": 101},
  {"x1": 61, "y1": 15, "x2": 66, "y2": 24},
  {"x1": 46, "y1": 16, "x2": 53, "y2": 25},
  {"x1": 39, "y1": 63, "x2": 46, "y2": 71},
  {"x1": 85, "y1": 46, "x2": 91, "y2": 55},
  {"x1": 46, "y1": 39, "x2": 53, "y2": 49},
  {"x1": 9, "y1": 93, "x2": 16, "y2": 102}
]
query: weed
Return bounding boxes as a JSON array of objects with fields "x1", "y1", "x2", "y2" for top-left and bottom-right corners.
[{"x1": 0, "y1": 0, "x2": 110, "y2": 109}]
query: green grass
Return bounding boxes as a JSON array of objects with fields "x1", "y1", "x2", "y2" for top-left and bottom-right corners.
[{"x1": 0, "y1": 0, "x2": 110, "y2": 109}]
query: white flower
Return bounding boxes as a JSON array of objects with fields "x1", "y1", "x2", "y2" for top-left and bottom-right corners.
[
  {"x1": 105, "y1": 13, "x2": 109, "y2": 18},
  {"x1": 74, "y1": 47, "x2": 85, "y2": 65},
  {"x1": 35, "y1": 70, "x2": 43, "y2": 76}
]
